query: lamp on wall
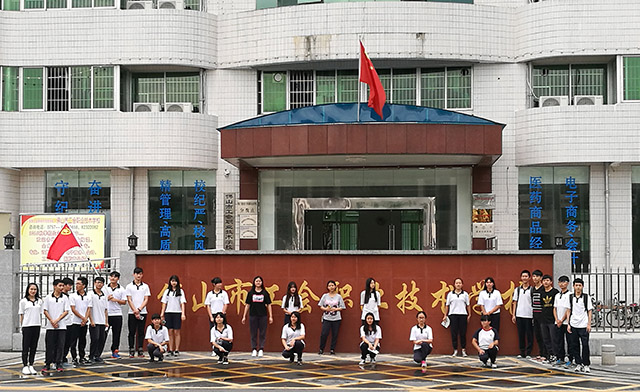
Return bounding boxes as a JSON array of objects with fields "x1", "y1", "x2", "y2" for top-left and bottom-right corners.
[
  {"x1": 4, "y1": 233, "x2": 15, "y2": 250},
  {"x1": 128, "y1": 233, "x2": 138, "y2": 251}
]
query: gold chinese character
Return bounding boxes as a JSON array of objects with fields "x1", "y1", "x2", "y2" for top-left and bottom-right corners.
[
  {"x1": 502, "y1": 281, "x2": 517, "y2": 315},
  {"x1": 468, "y1": 280, "x2": 485, "y2": 315},
  {"x1": 375, "y1": 281, "x2": 389, "y2": 309},
  {"x1": 395, "y1": 280, "x2": 423, "y2": 314},
  {"x1": 265, "y1": 284, "x2": 281, "y2": 307},
  {"x1": 156, "y1": 283, "x2": 168, "y2": 300},
  {"x1": 298, "y1": 280, "x2": 320, "y2": 313},
  {"x1": 190, "y1": 281, "x2": 208, "y2": 313},
  {"x1": 335, "y1": 281, "x2": 353, "y2": 308},
  {"x1": 430, "y1": 281, "x2": 453, "y2": 316},
  {"x1": 224, "y1": 278, "x2": 252, "y2": 315}
]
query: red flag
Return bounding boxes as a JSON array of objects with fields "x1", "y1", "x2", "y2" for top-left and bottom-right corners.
[
  {"x1": 47, "y1": 224, "x2": 82, "y2": 261},
  {"x1": 359, "y1": 41, "x2": 387, "y2": 118}
]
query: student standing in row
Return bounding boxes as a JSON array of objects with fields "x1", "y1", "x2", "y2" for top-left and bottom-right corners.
[
  {"x1": 69, "y1": 277, "x2": 91, "y2": 366},
  {"x1": 409, "y1": 311, "x2": 433, "y2": 371},
  {"x1": 105, "y1": 271, "x2": 127, "y2": 359},
  {"x1": 567, "y1": 278, "x2": 593, "y2": 373},
  {"x1": 42, "y1": 279, "x2": 70, "y2": 373},
  {"x1": 531, "y1": 270, "x2": 547, "y2": 361},
  {"x1": 281, "y1": 281, "x2": 303, "y2": 325},
  {"x1": 539, "y1": 274, "x2": 559, "y2": 363},
  {"x1": 360, "y1": 278, "x2": 381, "y2": 321},
  {"x1": 126, "y1": 267, "x2": 151, "y2": 358},
  {"x1": 471, "y1": 315, "x2": 499, "y2": 369},
  {"x1": 242, "y1": 276, "x2": 273, "y2": 358},
  {"x1": 205, "y1": 277, "x2": 229, "y2": 330},
  {"x1": 512, "y1": 269, "x2": 534, "y2": 359},
  {"x1": 359, "y1": 312, "x2": 381, "y2": 365},
  {"x1": 160, "y1": 275, "x2": 186, "y2": 357},
  {"x1": 478, "y1": 277, "x2": 503, "y2": 332},
  {"x1": 145, "y1": 314, "x2": 169, "y2": 362},
  {"x1": 317, "y1": 280, "x2": 346, "y2": 355},
  {"x1": 88, "y1": 276, "x2": 108, "y2": 363},
  {"x1": 281, "y1": 311, "x2": 305, "y2": 365},
  {"x1": 443, "y1": 278, "x2": 470, "y2": 357},
  {"x1": 210, "y1": 312, "x2": 233, "y2": 364},
  {"x1": 553, "y1": 275, "x2": 572, "y2": 367},
  {"x1": 19, "y1": 283, "x2": 41, "y2": 375},
  {"x1": 61, "y1": 277, "x2": 74, "y2": 368}
]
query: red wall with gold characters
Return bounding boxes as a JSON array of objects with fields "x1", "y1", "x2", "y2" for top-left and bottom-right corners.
[{"x1": 137, "y1": 253, "x2": 553, "y2": 355}]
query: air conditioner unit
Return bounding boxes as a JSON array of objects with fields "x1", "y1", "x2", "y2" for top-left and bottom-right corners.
[
  {"x1": 126, "y1": 0, "x2": 153, "y2": 9},
  {"x1": 164, "y1": 102, "x2": 193, "y2": 112},
  {"x1": 539, "y1": 96, "x2": 569, "y2": 107},
  {"x1": 158, "y1": 0, "x2": 183, "y2": 8},
  {"x1": 133, "y1": 103, "x2": 161, "y2": 112},
  {"x1": 574, "y1": 95, "x2": 604, "y2": 106}
]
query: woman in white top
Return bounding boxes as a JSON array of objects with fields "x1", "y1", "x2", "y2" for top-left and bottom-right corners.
[
  {"x1": 317, "y1": 280, "x2": 346, "y2": 355},
  {"x1": 360, "y1": 278, "x2": 381, "y2": 321},
  {"x1": 478, "y1": 277, "x2": 503, "y2": 332},
  {"x1": 443, "y1": 277, "x2": 471, "y2": 357},
  {"x1": 205, "y1": 277, "x2": 230, "y2": 329},
  {"x1": 160, "y1": 275, "x2": 187, "y2": 357},
  {"x1": 281, "y1": 281, "x2": 303, "y2": 325},
  {"x1": 359, "y1": 312, "x2": 382, "y2": 365},
  {"x1": 210, "y1": 312, "x2": 233, "y2": 364},
  {"x1": 281, "y1": 311, "x2": 305, "y2": 365},
  {"x1": 410, "y1": 311, "x2": 433, "y2": 371},
  {"x1": 19, "y1": 283, "x2": 41, "y2": 375}
]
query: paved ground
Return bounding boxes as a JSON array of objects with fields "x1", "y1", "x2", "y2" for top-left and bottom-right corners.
[{"x1": 0, "y1": 351, "x2": 640, "y2": 391}]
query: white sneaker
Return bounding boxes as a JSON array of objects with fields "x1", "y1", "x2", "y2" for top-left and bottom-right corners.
[
  {"x1": 359, "y1": 359, "x2": 365, "y2": 365},
  {"x1": 584, "y1": 365, "x2": 591, "y2": 373},
  {"x1": 491, "y1": 363, "x2": 498, "y2": 369},
  {"x1": 211, "y1": 351, "x2": 216, "y2": 357},
  {"x1": 257, "y1": 350, "x2": 263, "y2": 358},
  {"x1": 574, "y1": 364, "x2": 584, "y2": 373},
  {"x1": 452, "y1": 350, "x2": 458, "y2": 357},
  {"x1": 29, "y1": 366, "x2": 37, "y2": 375},
  {"x1": 251, "y1": 350, "x2": 257, "y2": 357},
  {"x1": 461, "y1": 349, "x2": 468, "y2": 357},
  {"x1": 421, "y1": 360, "x2": 427, "y2": 370},
  {"x1": 371, "y1": 358, "x2": 376, "y2": 364},
  {"x1": 22, "y1": 366, "x2": 30, "y2": 375}
]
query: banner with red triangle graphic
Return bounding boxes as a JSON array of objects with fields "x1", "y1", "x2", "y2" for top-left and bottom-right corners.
[{"x1": 47, "y1": 224, "x2": 82, "y2": 261}]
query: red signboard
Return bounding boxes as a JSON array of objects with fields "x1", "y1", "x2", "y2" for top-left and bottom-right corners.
[{"x1": 137, "y1": 253, "x2": 553, "y2": 355}]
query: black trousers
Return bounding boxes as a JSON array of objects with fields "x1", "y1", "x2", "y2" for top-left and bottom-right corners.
[
  {"x1": 319, "y1": 320, "x2": 341, "y2": 351},
  {"x1": 479, "y1": 346, "x2": 498, "y2": 364},
  {"x1": 249, "y1": 315, "x2": 268, "y2": 350},
  {"x1": 413, "y1": 342, "x2": 432, "y2": 364},
  {"x1": 63, "y1": 327, "x2": 73, "y2": 361},
  {"x1": 540, "y1": 322, "x2": 556, "y2": 358},
  {"x1": 359, "y1": 342, "x2": 380, "y2": 360},
  {"x1": 569, "y1": 327, "x2": 590, "y2": 366},
  {"x1": 515, "y1": 317, "x2": 533, "y2": 357},
  {"x1": 128, "y1": 314, "x2": 146, "y2": 351},
  {"x1": 45, "y1": 329, "x2": 66, "y2": 367},
  {"x1": 108, "y1": 315, "x2": 123, "y2": 352},
  {"x1": 89, "y1": 325, "x2": 106, "y2": 360},
  {"x1": 449, "y1": 314, "x2": 467, "y2": 349},
  {"x1": 22, "y1": 326, "x2": 40, "y2": 366},
  {"x1": 69, "y1": 324, "x2": 88, "y2": 360},
  {"x1": 147, "y1": 343, "x2": 165, "y2": 360},
  {"x1": 553, "y1": 324, "x2": 572, "y2": 361},
  {"x1": 282, "y1": 340, "x2": 304, "y2": 360},
  {"x1": 213, "y1": 341, "x2": 233, "y2": 360},
  {"x1": 533, "y1": 317, "x2": 547, "y2": 358},
  {"x1": 488, "y1": 313, "x2": 501, "y2": 332}
]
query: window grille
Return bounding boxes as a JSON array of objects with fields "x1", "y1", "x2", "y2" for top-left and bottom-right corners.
[{"x1": 47, "y1": 67, "x2": 69, "y2": 112}]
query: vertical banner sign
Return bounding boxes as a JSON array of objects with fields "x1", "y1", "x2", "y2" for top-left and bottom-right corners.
[
  {"x1": 224, "y1": 193, "x2": 236, "y2": 250},
  {"x1": 564, "y1": 177, "x2": 579, "y2": 266},
  {"x1": 193, "y1": 180, "x2": 207, "y2": 250},
  {"x1": 159, "y1": 179, "x2": 173, "y2": 250},
  {"x1": 528, "y1": 176, "x2": 543, "y2": 249},
  {"x1": 237, "y1": 200, "x2": 258, "y2": 239},
  {"x1": 472, "y1": 193, "x2": 495, "y2": 238}
]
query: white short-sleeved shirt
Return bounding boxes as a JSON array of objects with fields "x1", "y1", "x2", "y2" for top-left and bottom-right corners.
[
  {"x1": 554, "y1": 290, "x2": 571, "y2": 325},
  {"x1": 104, "y1": 284, "x2": 127, "y2": 316},
  {"x1": 569, "y1": 294, "x2": 593, "y2": 329},
  {"x1": 360, "y1": 325, "x2": 382, "y2": 345},
  {"x1": 446, "y1": 291, "x2": 470, "y2": 315},
  {"x1": 281, "y1": 323, "x2": 306, "y2": 346},
  {"x1": 281, "y1": 295, "x2": 303, "y2": 313},
  {"x1": 360, "y1": 291, "x2": 381, "y2": 320},
  {"x1": 161, "y1": 289, "x2": 187, "y2": 313},
  {"x1": 204, "y1": 290, "x2": 230, "y2": 314},
  {"x1": 90, "y1": 290, "x2": 108, "y2": 325},
  {"x1": 473, "y1": 327, "x2": 499, "y2": 350},
  {"x1": 478, "y1": 290, "x2": 503, "y2": 314},
  {"x1": 512, "y1": 286, "x2": 533, "y2": 319},
  {"x1": 70, "y1": 292, "x2": 92, "y2": 325},
  {"x1": 42, "y1": 293, "x2": 71, "y2": 330},
  {"x1": 145, "y1": 325, "x2": 170, "y2": 347},
  {"x1": 19, "y1": 298, "x2": 42, "y2": 328},
  {"x1": 126, "y1": 282, "x2": 151, "y2": 315},
  {"x1": 210, "y1": 325, "x2": 234, "y2": 344},
  {"x1": 409, "y1": 325, "x2": 433, "y2": 350}
]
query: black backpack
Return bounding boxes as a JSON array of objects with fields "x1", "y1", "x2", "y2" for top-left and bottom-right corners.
[{"x1": 569, "y1": 293, "x2": 589, "y2": 313}]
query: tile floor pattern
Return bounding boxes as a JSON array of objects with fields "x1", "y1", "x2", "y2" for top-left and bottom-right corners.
[{"x1": 1, "y1": 353, "x2": 639, "y2": 390}]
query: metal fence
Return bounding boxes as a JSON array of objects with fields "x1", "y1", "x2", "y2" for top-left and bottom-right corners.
[{"x1": 574, "y1": 268, "x2": 640, "y2": 333}]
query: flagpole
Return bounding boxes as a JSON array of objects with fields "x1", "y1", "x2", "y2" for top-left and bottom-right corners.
[{"x1": 357, "y1": 36, "x2": 362, "y2": 123}]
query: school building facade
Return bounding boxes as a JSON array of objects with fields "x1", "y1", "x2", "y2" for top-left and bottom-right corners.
[{"x1": 1, "y1": 0, "x2": 640, "y2": 275}]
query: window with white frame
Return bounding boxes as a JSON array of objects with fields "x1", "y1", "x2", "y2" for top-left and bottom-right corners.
[
  {"x1": 623, "y1": 56, "x2": 640, "y2": 101},
  {"x1": 131, "y1": 72, "x2": 200, "y2": 112},
  {"x1": 531, "y1": 64, "x2": 607, "y2": 106}
]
